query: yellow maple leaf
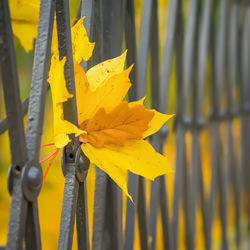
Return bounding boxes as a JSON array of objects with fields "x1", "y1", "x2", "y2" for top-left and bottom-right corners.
[
  {"x1": 9, "y1": 0, "x2": 81, "y2": 53},
  {"x1": 9, "y1": 0, "x2": 40, "y2": 52},
  {"x1": 48, "y1": 17, "x2": 174, "y2": 199},
  {"x1": 79, "y1": 101, "x2": 154, "y2": 148}
]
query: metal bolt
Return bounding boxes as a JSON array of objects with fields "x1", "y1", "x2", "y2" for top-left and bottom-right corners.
[
  {"x1": 22, "y1": 160, "x2": 43, "y2": 201},
  {"x1": 27, "y1": 166, "x2": 42, "y2": 190}
]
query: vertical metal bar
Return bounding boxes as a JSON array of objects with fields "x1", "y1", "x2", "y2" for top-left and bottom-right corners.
[
  {"x1": 245, "y1": 5, "x2": 250, "y2": 233},
  {"x1": 81, "y1": 0, "x2": 94, "y2": 38},
  {"x1": 207, "y1": 10, "x2": 217, "y2": 249},
  {"x1": 137, "y1": 0, "x2": 153, "y2": 98},
  {"x1": 25, "y1": 0, "x2": 55, "y2": 161},
  {"x1": 123, "y1": 1, "x2": 138, "y2": 249},
  {"x1": 217, "y1": 140, "x2": 228, "y2": 250},
  {"x1": 227, "y1": 0, "x2": 241, "y2": 246},
  {"x1": 240, "y1": 3, "x2": 248, "y2": 202},
  {"x1": 104, "y1": 178, "x2": 123, "y2": 250},
  {"x1": 197, "y1": 143, "x2": 208, "y2": 250},
  {"x1": 25, "y1": 201, "x2": 41, "y2": 250},
  {"x1": 207, "y1": 121, "x2": 220, "y2": 247},
  {"x1": 159, "y1": 175, "x2": 173, "y2": 250},
  {"x1": 100, "y1": 1, "x2": 125, "y2": 249},
  {"x1": 6, "y1": 180, "x2": 28, "y2": 249},
  {"x1": 58, "y1": 163, "x2": 79, "y2": 250},
  {"x1": 181, "y1": 0, "x2": 201, "y2": 248},
  {"x1": 92, "y1": 167, "x2": 107, "y2": 250},
  {"x1": 124, "y1": 173, "x2": 138, "y2": 250},
  {"x1": 0, "y1": 0, "x2": 27, "y2": 168},
  {"x1": 240, "y1": 1, "x2": 250, "y2": 236},
  {"x1": 137, "y1": 177, "x2": 149, "y2": 250},
  {"x1": 209, "y1": 1, "x2": 229, "y2": 249},
  {"x1": 56, "y1": 0, "x2": 81, "y2": 249},
  {"x1": 246, "y1": 4, "x2": 250, "y2": 236},
  {"x1": 208, "y1": 21, "x2": 231, "y2": 250},
  {"x1": 181, "y1": 145, "x2": 191, "y2": 249},
  {"x1": 182, "y1": 0, "x2": 199, "y2": 116},
  {"x1": 148, "y1": 1, "x2": 161, "y2": 249},
  {"x1": 56, "y1": 0, "x2": 78, "y2": 127},
  {"x1": 75, "y1": 2, "x2": 94, "y2": 250},
  {"x1": 4, "y1": 0, "x2": 55, "y2": 248},
  {"x1": 125, "y1": 0, "x2": 137, "y2": 102},
  {"x1": 80, "y1": 3, "x2": 107, "y2": 250},
  {"x1": 189, "y1": 0, "x2": 214, "y2": 249},
  {"x1": 172, "y1": 127, "x2": 185, "y2": 250},
  {"x1": 214, "y1": 0, "x2": 229, "y2": 108},
  {"x1": 173, "y1": 0, "x2": 201, "y2": 248},
  {"x1": 101, "y1": 0, "x2": 125, "y2": 58},
  {"x1": 149, "y1": 138, "x2": 160, "y2": 250},
  {"x1": 149, "y1": 0, "x2": 159, "y2": 111},
  {"x1": 196, "y1": 0, "x2": 214, "y2": 119},
  {"x1": 159, "y1": 0, "x2": 179, "y2": 114},
  {"x1": 158, "y1": 1, "x2": 180, "y2": 248},
  {"x1": 136, "y1": 0, "x2": 155, "y2": 248},
  {"x1": 172, "y1": 2, "x2": 184, "y2": 249},
  {"x1": 189, "y1": 131, "x2": 199, "y2": 250},
  {"x1": 89, "y1": 0, "x2": 103, "y2": 66},
  {"x1": 76, "y1": 181, "x2": 89, "y2": 250},
  {"x1": 90, "y1": 1, "x2": 107, "y2": 248},
  {"x1": 0, "y1": 6, "x2": 28, "y2": 247}
]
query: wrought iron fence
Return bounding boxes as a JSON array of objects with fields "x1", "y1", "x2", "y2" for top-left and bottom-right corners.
[{"x1": 0, "y1": 0, "x2": 249, "y2": 249}]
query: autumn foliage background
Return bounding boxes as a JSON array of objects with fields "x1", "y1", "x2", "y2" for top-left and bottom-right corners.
[{"x1": 0, "y1": 0, "x2": 247, "y2": 249}]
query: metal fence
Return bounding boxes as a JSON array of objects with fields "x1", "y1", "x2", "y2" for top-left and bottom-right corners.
[{"x1": 0, "y1": 0, "x2": 249, "y2": 249}]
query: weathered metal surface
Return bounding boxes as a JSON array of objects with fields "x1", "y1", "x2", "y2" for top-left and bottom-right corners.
[
  {"x1": 55, "y1": 1, "x2": 90, "y2": 250},
  {"x1": 0, "y1": 97, "x2": 29, "y2": 135},
  {"x1": 0, "y1": 0, "x2": 54, "y2": 248}
]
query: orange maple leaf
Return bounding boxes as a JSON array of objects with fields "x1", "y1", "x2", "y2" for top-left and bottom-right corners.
[{"x1": 79, "y1": 101, "x2": 154, "y2": 148}]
